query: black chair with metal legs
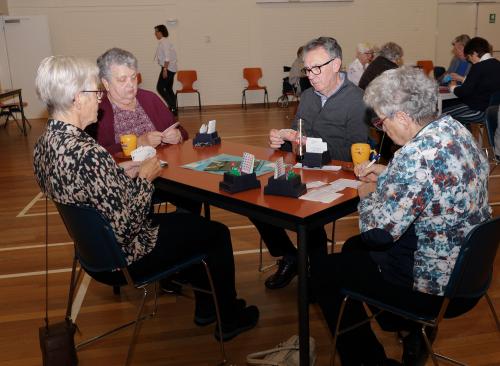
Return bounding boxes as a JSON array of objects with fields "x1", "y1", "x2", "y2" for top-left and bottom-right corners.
[
  {"x1": 54, "y1": 201, "x2": 227, "y2": 366},
  {"x1": 331, "y1": 217, "x2": 500, "y2": 366}
]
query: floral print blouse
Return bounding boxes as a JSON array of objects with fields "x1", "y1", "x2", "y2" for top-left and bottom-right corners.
[
  {"x1": 359, "y1": 115, "x2": 491, "y2": 296},
  {"x1": 34, "y1": 119, "x2": 158, "y2": 265}
]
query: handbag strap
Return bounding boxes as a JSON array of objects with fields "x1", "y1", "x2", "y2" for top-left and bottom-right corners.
[{"x1": 44, "y1": 194, "x2": 49, "y2": 329}]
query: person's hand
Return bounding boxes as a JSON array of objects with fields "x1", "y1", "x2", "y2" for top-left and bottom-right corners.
[
  {"x1": 358, "y1": 182, "x2": 377, "y2": 199},
  {"x1": 354, "y1": 161, "x2": 386, "y2": 183},
  {"x1": 450, "y1": 73, "x2": 465, "y2": 83},
  {"x1": 138, "y1": 156, "x2": 161, "y2": 182},
  {"x1": 449, "y1": 80, "x2": 458, "y2": 92},
  {"x1": 119, "y1": 160, "x2": 142, "y2": 178},
  {"x1": 162, "y1": 68, "x2": 168, "y2": 79},
  {"x1": 137, "y1": 131, "x2": 162, "y2": 148},
  {"x1": 161, "y1": 128, "x2": 183, "y2": 144},
  {"x1": 269, "y1": 129, "x2": 297, "y2": 149}
]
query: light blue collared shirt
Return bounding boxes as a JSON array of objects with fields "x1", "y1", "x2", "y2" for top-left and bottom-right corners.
[{"x1": 313, "y1": 72, "x2": 346, "y2": 107}]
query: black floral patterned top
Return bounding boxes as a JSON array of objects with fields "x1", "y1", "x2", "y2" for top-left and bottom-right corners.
[{"x1": 34, "y1": 119, "x2": 158, "y2": 265}]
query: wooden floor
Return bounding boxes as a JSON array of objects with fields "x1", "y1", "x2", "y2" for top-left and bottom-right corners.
[{"x1": 0, "y1": 104, "x2": 499, "y2": 366}]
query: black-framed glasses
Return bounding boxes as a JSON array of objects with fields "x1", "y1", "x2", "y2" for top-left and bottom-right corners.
[
  {"x1": 81, "y1": 90, "x2": 104, "y2": 100},
  {"x1": 372, "y1": 116, "x2": 387, "y2": 131},
  {"x1": 301, "y1": 58, "x2": 336, "y2": 76}
]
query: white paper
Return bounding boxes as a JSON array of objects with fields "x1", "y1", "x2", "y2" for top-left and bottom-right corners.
[
  {"x1": 305, "y1": 181, "x2": 329, "y2": 189},
  {"x1": 293, "y1": 163, "x2": 341, "y2": 171},
  {"x1": 131, "y1": 146, "x2": 156, "y2": 162},
  {"x1": 305, "y1": 137, "x2": 327, "y2": 153},
  {"x1": 300, "y1": 186, "x2": 343, "y2": 203},
  {"x1": 330, "y1": 178, "x2": 362, "y2": 190},
  {"x1": 207, "y1": 120, "x2": 217, "y2": 134},
  {"x1": 199, "y1": 123, "x2": 207, "y2": 133}
]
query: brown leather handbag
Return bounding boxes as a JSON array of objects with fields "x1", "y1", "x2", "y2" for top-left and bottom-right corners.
[{"x1": 38, "y1": 196, "x2": 78, "y2": 366}]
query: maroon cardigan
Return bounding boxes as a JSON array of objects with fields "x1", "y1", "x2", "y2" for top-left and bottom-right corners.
[{"x1": 97, "y1": 88, "x2": 188, "y2": 153}]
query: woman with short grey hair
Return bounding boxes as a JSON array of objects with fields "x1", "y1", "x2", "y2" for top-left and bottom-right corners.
[
  {"x1": 312, "y1": 66, "x2": 490, "y2": 365},
  {"x1": 358, "y1": 41, "x2": 403, "y2": 90},
  {"x1": 33, "y1": 55, "x2": 259, "y2": 345},
  {"x1": 97, "y1": 47, "x2": 138, "y2": 82}
]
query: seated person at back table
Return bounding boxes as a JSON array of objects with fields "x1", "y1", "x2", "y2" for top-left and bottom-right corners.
[
  {"x1": 443, "y1": 37, "x2": 500, "y2": 124},
  {"x1": 439, "y1": 34, "x2": 471, "y2": 85},
  {"x1": 312, "y1": 66, "x2": 491, "y2": 366},
  {"x1": 33, "y1": 55, "x2": 259, "y2": 343},
  {"x1": 250, "y1": 36, "x2": 369, "y2": 290},
  {"x1": 358, "y1": 41, "x2": 403, "y2": 91},
  {"x1": 95, "y1": 47, "x2": 200, "y2": 215},
  {"x1": 289, "y1": 46, "x2": 311, "y2": 96},
  {"x1": 347, "y1": 42, "x2": 375, "y2": 86}
]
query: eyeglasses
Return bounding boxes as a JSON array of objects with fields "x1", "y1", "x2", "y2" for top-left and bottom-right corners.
[
  {"x1": 81, "y1": 90, "x2": 104, "y2": 100},
  {"x1": 372, "y1": 116, "x2": 387, "y2": 131},
  {"x1": 301, "y1": 58, "x2": 336, "y2": 76}
]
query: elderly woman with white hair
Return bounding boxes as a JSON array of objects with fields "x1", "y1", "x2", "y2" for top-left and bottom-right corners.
[
  {"x1": 358, "y1": 41, "x2": 403, "y2": 90},
  {"x1": 33, "y1": 56, "x2": 259, "y2": 343},
  {"x1": 347, "y1": 42, "x2": 375, "y2": 86},
  {"x1": 311, "y1": 66, "x2": 490, "y2": 365}
]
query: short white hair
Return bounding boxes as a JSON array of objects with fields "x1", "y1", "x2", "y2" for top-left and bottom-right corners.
[
  {"x1": 35, "y1": 56, "x2": 99, "y2": 115},
  {"x1": 357, "y1": 43, "x2": 373, "y2": 53}
]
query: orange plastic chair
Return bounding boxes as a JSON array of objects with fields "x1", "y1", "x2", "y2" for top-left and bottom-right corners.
[
  {"x1": 242, "y1": 67, "x2": 269, "y2": 109},
  {"x1": 175, "y1": 70, "x2": 201, "y2": 112},
  {"x1": 416, "y1": 60, "x2": 434, "y2": 77}
]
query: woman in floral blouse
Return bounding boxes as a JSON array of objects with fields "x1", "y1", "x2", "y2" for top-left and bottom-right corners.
[
  {"x1": 312, "y1": 66, "x2": 491, "y2": 366},
  {"x1": 33, "y1": 56, "x2": 259, "y2": 342}
]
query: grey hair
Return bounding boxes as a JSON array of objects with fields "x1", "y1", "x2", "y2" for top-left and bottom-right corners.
[
  {"x1": 378, "y1": 42, "x2": 403, "y2": 63},
  {"x1": 363, "y1": 66, "x2": 438, "y2": 125},
  {"x1": 357, "y1": 42, "x2": 373, "y2": 53},
  {"x1": 35, "y1": 56, "x2": 99, "y2": 115},
  {"x1": 452, "y1": 34, "x2": 470, "y2": 46},
  {"x1": 302, "y1": 36, "x2": 342, "y2": 61},
  {"x1": 97, "y1": 48, "x2": 138, "y2": 81}
]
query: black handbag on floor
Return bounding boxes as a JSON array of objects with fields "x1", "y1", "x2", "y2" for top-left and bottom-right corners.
[{"x1": 39, "y1": 196, "x2": 78, "y2": 366}]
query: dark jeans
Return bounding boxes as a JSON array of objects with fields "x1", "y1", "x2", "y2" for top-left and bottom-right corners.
[
  {"x1": 88, "y1": 213, "x2": 239, "y2": 320},
  {"x1": 156, "y1": 68, "x2": 176, "y2": 110},
  {"x1": 311, "y1": 234, "x2": 480, "y2": 364},
  {"x1": 249, "y1": 218, "x2": 327, "y2": 264}
]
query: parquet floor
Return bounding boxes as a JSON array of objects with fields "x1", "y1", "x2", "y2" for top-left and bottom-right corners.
[{"x1": 0, "y1": 104, "x2": 498, "y2": 365}]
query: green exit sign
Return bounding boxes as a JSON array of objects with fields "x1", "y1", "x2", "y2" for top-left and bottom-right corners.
[{"x1": 489, "y1": 13, "x2": 496, "y2": 23}]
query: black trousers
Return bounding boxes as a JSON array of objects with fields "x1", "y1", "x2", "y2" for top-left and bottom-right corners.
[
  {"x1": 249, "y1": 218, "x2": 327, "y2": 263},
  {"x1": 311, "y1": 234, "x2": 480, "y2": 364},
  {"x1": 156, "y1": 68, "x2": 176, "y2": 110},
  {"x1": 88, "y1": 213, "x2": 239, "y2": 321}
]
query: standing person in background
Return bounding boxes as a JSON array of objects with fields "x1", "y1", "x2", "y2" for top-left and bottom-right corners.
[
  {"x1": 347, "y1": 42, "x2": 375, "y2": 86},
  {"x1": 154, "y1": 24, "x2": 178, "y2": 116}
]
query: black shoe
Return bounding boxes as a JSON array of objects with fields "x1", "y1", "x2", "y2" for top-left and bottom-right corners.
[
  {"x1": 194, "y1": 298, "x2": 246, "y2": 327},
  {"x1": 402, "y1": 327, "x2": 437, "y2": 366},
  {"x1": 214, "y1": 305, "x2": 259, "y2": 342},
  {"x1": 264, "y1": 256, "x2": 297, "y2": 290}
]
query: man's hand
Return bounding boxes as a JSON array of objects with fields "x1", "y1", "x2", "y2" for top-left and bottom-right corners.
[
  {"x1": 354, "y1": 161, "x2": 386, "y2": 183},
  {"x1": 137, "y1": 131, "x2": 162, "y2": 148},
  {"x1": 138, "y1": 156, "x2": 161, "y2": 182},
  {"x1": 269, "y1": 129, "x2": 297, "y2": 149},
  {"x1": 450, "y1": 73, "x2": 465, "y2": 83},
  {"x1": 358, "y1": 182, "x2": 376, "y2": 199}
]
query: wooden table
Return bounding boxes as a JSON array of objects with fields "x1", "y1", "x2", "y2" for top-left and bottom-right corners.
[
  {"x1": 155, "y1": 140, "x2": 359, "y2": 366},
  {"x1": 0, "y1": 88, "x2": 30, "y2": 136}
]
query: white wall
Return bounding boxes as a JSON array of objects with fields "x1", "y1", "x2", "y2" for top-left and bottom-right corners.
[{"x1": 8, "y1": 0, "x2": 439, "y2": 107}]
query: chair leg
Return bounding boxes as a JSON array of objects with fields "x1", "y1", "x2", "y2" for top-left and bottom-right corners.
[
  {"x1": 242, "y1": 90, "x2": 247, "y2": 109},
  {"x1": 201, "y1": 260, "x2": 227, "y2": 365},
  {"x1": 264, "y1": 89, "x2": 269, "y2": 107},
  {"x1": 328, "y1": 220, "x2": 337, "y2": 254},
  {"x1": 175, "y1": 92, "x2": 179, "y2": 112},
  {"x1": 197, "y1": 91, "x2": 202, "y2": 112},
  {"x1": 330, "y1": 295, "x2": 349, "y2": 366},
  {"x1": 125, "y1": 287, "x2": 149, "y2": 366},
  {"x1": 203, "y1": 202, "x2": 211, "y2": 220},
  {"x1": 485, "y1": 292, "x2": 500, "y2": 332}
]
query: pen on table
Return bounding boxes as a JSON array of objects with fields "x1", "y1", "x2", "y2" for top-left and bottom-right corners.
[{"x1": 365, "y1": 153, "x2": 381, "y2": 169}]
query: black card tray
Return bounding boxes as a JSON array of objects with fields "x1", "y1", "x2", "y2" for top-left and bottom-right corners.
[
  {"x1": 302, "y1": 151, "x2": 331, "y2": 168},
  {"x1": 219, "y1": 172, "x2": 261, "y2": 194},
  {"x1": 264, "y1": 175, "x2": 307, "y2": 198},
  {"x1": 193, "y1": 131, "x2": 221, "y2": 147}
]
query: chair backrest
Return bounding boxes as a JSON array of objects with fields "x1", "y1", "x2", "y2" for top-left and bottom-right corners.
[
  {"x1": 485, "y1": 105, "x2": 499, "y2": 149},
  {"x1": 177, "y1": 70, "x2": 198, "y2": 91},
  {"x1": 54, "y1": 202, "x2": 128, "y2": 273},
  {"x1": 243, "y1": 67, "x2": 264, "y2": 88},
  {"x1": 445, "y1": 217, "x2": 500, "y2": 299},
  {"x1": 416, "y1": 60, "x2": 434, "y2": 77},
  {"x1": 489, "y1": 90, "x2": 500, "y2": 106}
]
